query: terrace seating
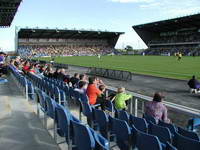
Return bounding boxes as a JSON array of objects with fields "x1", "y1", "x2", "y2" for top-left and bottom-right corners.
[
  {"x1": 149, "y1": 122, "x2": 173, "y2": 144},
  {"x1": 135, "y1": 131, "x2": 163, "y2": 150},
  {"x1": 178, "y1": 127, "x2": 200, "y2": 141},
  {"x1": 130, "y1": 114, "x2": 148, "y2": 133},
  {"x1": 109, "y1": 116, "x2": 132, "y2": 150},
  {"x1": 173, "y1": 132, "x2": 200, "y2": 150}
]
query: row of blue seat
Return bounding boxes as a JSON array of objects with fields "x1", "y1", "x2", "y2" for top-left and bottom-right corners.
[
  {"x1": 11, "y1": 66, "x2": 200, "y2": 150},
  {"x1": 10, "y1": 66, "x2": 110, "y2": 150}
]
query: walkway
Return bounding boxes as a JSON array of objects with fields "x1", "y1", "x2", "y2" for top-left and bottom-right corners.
[{"x1": 0, "y1": 76, "x2": 60, "y2": 150}]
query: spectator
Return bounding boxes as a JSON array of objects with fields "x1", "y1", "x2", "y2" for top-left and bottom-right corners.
[
  {"x1": 188, "y1": 75, "x2": 200, "y2": 93},
  {"x1": 74, "y1": 81, "x2": 87, "y2": 94},
  {"x1": 145, "y1": 92, "x2": 170, "y2": 123},
  {"x1": 70, "y1": 73, "x2": 80, "y2": 87},
  {"x1": 86, "y1": 76, "x2": 102, "y2": 105},
  {"x1": 114, "y1": 87, "x2": 132, "y2": 110},
  {"x1": 28, "y1": 65, "x2": 36, "y2": 74}
]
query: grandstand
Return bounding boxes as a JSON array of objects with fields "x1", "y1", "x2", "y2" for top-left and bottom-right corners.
[
  {"x1": 133, "y1": 13, "x2": 200, "y2": 56},
  {"x1": 0, "y1": 0, "x2": 22, "y2": 27},
  {"x1": 16, "y1": 28, "x2": 124, "y2": 57}
]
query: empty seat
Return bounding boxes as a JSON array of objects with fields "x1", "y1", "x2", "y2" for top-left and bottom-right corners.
[
  {"x1": 149, "y1": 122, "x2": 172, "y2": 144},
  {"x1": 109, "y1": 116, "x2": 132, "y2": 150},
  {"x1": 118, "y1": 110, "x2": 130, "y2": 124},
  {"x1": 71, "y1": 120, "x2": 96, "y2": 150},
  {"x1": 130, "y1": 114, "x2": 148, "y2": 133},
  {"x1": 158, "y1": 120, "x2": 177, "y2": 135},
  {"x1": 174, "y1": 132, "x2": 200, "y2": 150},
  {"x1": 135, "y1": 131, "x2": 162, "y2": 150},
  {"x1": 178, "y1": 127, "x2": 199, "y2": 141}
]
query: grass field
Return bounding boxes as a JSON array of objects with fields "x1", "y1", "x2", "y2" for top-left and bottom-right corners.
[{"x1": 38, "y1": 56, "x2": 200, "y2": 80}]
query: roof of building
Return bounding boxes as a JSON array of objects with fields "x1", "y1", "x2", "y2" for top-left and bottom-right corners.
[
  {"x1": 18, "y1": 28, "x2": 124, "y2": 39},
  {"x1": 0, "y1": 0, "x2": 22, "y2": 27},
  {"x1": 133, "y1": 13, "x2": 200, "y2": 32}
]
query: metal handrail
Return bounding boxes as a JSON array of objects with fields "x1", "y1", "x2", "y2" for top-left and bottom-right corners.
[{"x1": 107, "y1": 86, "x2": 200, "y2": 118}]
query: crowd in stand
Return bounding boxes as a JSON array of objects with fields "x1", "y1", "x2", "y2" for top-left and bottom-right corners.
[
  {"x1": 145, "y1": 47, "x2": 200, "y2": 56},
  {"x1": 8, "y1": 57, "x2": 172, "y2": 123},
  {"x1": 18, "y1": 45, "x2": 114, "y2": 58},
  {"x1": 149, "y1": 33, "x2": 200, "y2": 45}
]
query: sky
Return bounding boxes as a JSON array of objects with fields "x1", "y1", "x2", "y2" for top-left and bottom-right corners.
[{"x1": 1, "y1": 0, "x2": 200, "y2": 51}]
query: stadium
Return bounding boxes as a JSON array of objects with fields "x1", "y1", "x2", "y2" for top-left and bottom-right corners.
[{"x1": 0, "y1": 0, "x2": 200, "y2": 150}]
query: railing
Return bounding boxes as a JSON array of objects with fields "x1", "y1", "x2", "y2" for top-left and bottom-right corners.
[
  {"x1": 107, "y1": 86, "x2": 200, "y2": 127},
  {"x1": 9, "y1": 66, "x2": 200, "y2": 127}
]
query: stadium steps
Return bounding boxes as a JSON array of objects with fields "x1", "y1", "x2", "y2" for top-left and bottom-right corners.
[{"x1": 0, "y1": 77, "x2": 60, "y2": 150}]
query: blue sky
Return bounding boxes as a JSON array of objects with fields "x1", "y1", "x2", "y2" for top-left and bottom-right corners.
[{"x1": 1, "y1": 0, "x2": 200, "y2": 51}]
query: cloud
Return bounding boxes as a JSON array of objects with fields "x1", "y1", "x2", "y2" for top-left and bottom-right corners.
[
  {"x1": 110, "y1": 0, "x2": 154, "y2": 3},
  {"x1": 139, "y1": 0, "x2": 200, "y2": 16}
]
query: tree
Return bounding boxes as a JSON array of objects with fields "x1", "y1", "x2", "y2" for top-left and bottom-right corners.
[{"x1": 125, "y1": 45, "x2": 133, "y2": 51}]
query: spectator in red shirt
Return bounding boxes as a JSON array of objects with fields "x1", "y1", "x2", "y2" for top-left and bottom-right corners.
[{"x1": 86, "y1": 76, "x2": 102, "y2": 105}]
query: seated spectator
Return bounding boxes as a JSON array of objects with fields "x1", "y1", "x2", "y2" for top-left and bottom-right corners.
[
  {"x1": 188, "y1": 75, "x2": 200, "y2": 93},
  {"x1": 74, "y1": 81, "x2": 87, "y2": 94},
  {"x1": 70, "y1": 73, "x2": 80, "y2": 87},
  {"x1": 22, "y1": 61, "x2": 30, "y2": 72},
  {"x1": 86, "y1": 76, "x2": 102, "y2": 105},
  {"x1": 59, "y1": 68, "x2": 70, "y2": 83},
  {"x1": 145, "y1": 92, "x2": 170, "y2": 123},
  {"x1": 53, "y1": 68, "x2": 61, "y2": 79},
  {"x1": 28, "y1": 65, "x2": 36, "y2": 74},
  {"x1": 114, "y1": 87, "x2": 132, "y2": 110},
  {"x1": 79, "y1": 74, "x2": 88, "y2": 82}
]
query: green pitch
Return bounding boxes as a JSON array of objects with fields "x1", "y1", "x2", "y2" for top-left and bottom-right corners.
[{"x1": 38, "y1": 56, "x2": 200, "y2": 80}]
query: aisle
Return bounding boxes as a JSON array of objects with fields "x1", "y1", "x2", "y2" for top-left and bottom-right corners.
[{"x1": 0, "y1": 77, "x2": 60, "y2": 150}]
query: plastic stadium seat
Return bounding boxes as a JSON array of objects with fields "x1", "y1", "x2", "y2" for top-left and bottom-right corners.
[
  {"x1": 158, "y1": 120, "x2": 177, "y2": 136},
  {"x1": 149, "y1": 122, "x2": 172, "y2": 144},
  {"x1": 94, "y1": 108, "x2": 115, "y2": 142},
  {"x1": 178, "y1": 126, "x2": 200, "y2": 141},
  {"x1": 80, "y1": 101, "x2": 97, "y2": 127},
  {"x1": 165, "y1": 142, "x2": 177, "y2": 150},
  {"x1": 187, "y1": 118, "x2": 200, "y2": 132},
  {"x1": 90, "y1": 128, "x2": 110, "y2": 150},
  {"x1": 28, "y1": 81, "x2": 35, "y2": 100},
  {"x1": 45, "y1": 96, "x2": 57, "y2": 119},
  {"x1": 130, "y1": 114, "x2": 148, "y2": 133},
  {"x1": 173, "y1": 132, "x2": 200, "y2": 150},
  {"x1": 135, "y1": 131, "x2": 162, "y2": 150},
  {"x1": 55, "y1": 104, "x2": 78, "y2": 149},
  {"x1": 109, "y1": 116, "x2": 132, "y2": 150},
  {"x1": 54, "y1": 86, "x2": 61, "y2": 103},
  {"x1": 71, "y1": 120, "x2": 96, "y2": 150},
  {"x1": 143, "y1": 113, "x2": 157, "y2": 124},
  {"x1": 118, "y1": 110, "x2": 130, "y2": 124}
]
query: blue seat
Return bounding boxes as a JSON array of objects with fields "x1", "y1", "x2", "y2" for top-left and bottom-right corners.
[
  {"x1": 109, "y1": 116, "x2": 132, "y2": 150},
  {"x1": 178, "y1": 127, "x2": 199, "y2": 141},
  {"x1": 118, "y1": 110, "x2": 130, "y2": 124},
  {"x1": 158, "y1": 120, "x2": 177, "y2": 136},
  {"x1": 187, "y1": 118, "x2": 200, "y2": 132},
  {"x1": 80, "y1": 101, "x2": 96, "y2": 127},
  {"x1": 27, "y1": 81, "x2": 35, "y2": 100},
  {"x1": 45, "y1": 96, "x2": 57, "y2": 119},
  {"x1": 71, "y1": 120, "x2": 96, "y2": 150},
  {"x1": 149, "y1": 122, "x2": 172, "y2": 144},
  {"x1": 166, "y1": 142, "x2": 177, "y2": 150},
  {"x1": 94, "y1": 108, "x2": 114, "y2": 141},
  {"x1": 54, "y1": 86, "x2": 61, "y2": 103},
  {"x1": 143, "y1": 113, "x2": 157, "y2": 124},
  {"x1": 130, "y1": 114, "x2": 148, "y2": 133},
  {"x1": 104, "y1": 101, "x2": 115, "y2": 117},
  {"x1": 174, "y1": 132, "x2": 200, "y2": 150},
  {"x1": 135, "y1": 131, "x2": 162, "y2": 150},
  {"x1": 90, "y1": 128, "x2": 109, "y2": 150},
  {"x1": 60, "y1": 90, "x2": 67, "y2": 106},
  {"x1": 55, "y1": 104, "x2": 75, "y2": 148}
]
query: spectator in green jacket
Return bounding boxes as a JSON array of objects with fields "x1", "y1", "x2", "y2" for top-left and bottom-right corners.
[{"x1": 114, "y1": 87, "x2": 132, "y2": 110}]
